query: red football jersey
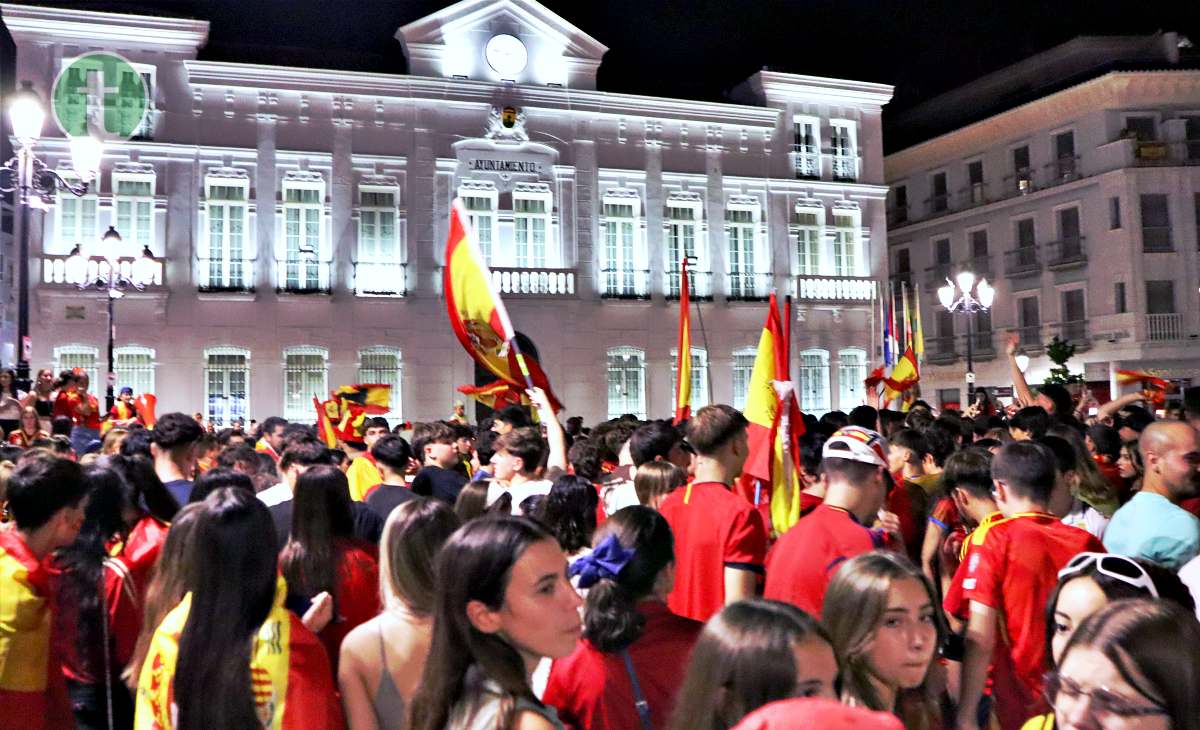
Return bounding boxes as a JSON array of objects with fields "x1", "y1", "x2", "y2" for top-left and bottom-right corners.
[
  {"x1": 960, "y1": 512, "x2": 1104, "y2": 729},
  {"x1": 658, "y1": 482, "x2": 767, "y2": 623},
  {"x1": 763, "y1": 504, "x2": 886, "y2": 617}
]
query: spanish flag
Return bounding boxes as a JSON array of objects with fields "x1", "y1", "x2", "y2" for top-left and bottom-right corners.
[
  {"x1": 1116, "y1": 369, "x2": 1173, "y2": 406},
  {"x1": 333, "y1": 384, "x2": 391, "y2": 414},
  {"x1": 134, "y1": 577, "x2": 341, "y2": 729},
  {"x1": 883, "y1": 347, "x2": 920, "y2": 402},
  {"x1": 736, "y1": 293, "x2": 806, "y2": 534},
  {"x1": 444, "y1": 199, "x2": 563, "y2": 411},
  {"x1": 673, "y1": 257, "x2": 692, "y2": 425},
  {"x1": 313, "y1": 397, "x2": 338, "y2": 449},
  {"x1": 458, "y1": 380, "x2": 526, "y2": 411}
]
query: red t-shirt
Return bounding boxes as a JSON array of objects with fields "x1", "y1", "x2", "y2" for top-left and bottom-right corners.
[
  {"x1": 799, "y1": 491, "x2": 824, "y2": 518},
  {"x1": 763, "y1": 504, "x2": 887, "y2": 616},
  {"x1": 943, "y1": 512, "x2": 1003, "y2": 620},
  {"x1": 51, "y1": 556, "x2": 141, "y2": 684},
  {"x1": 318, "y1": 538, "x2": 381, "y2": 677},
  {"x1": 543, "y1": 600, "x2": 703, "y2": 730},
  {"x1": 658, "y1": 482, "x2": 767, "y2": 623},
  {"x1": 959, "y1": 512, "x2": 1105, "y2": 730}
]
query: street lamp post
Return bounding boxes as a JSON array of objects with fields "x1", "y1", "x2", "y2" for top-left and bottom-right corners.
[
  {"x1": 1, "y1": 81, "x2": 103, "y2": 387},
  {"x1": 938, "y1": 271, "x2": 995, "y2": 404},
  {"x1": 64, "y1": 226, "x2": 158, "y2": 412}
]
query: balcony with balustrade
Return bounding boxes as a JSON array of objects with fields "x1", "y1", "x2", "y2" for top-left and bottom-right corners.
[
  {"x1": 832, "y1": 155, "x2": 857, "y2": 182},
  {"x1": 925, "y1": 262, "x2": 953, "y2": 287},
  {"x1": 925, "y1": 335, "x2": 959, "y2": 364},
  {"x1": 1146, "y1": 313, "x2": 1184, "y2": 342},
  {"x1": 600, "y1": 268, "x2": 650, "y2": 300},
  {"x1": 791, "y1": 275, "x2": 875, "y2": 304},
  {"x1": 1045, "y1": 237, "x2": 1087, "y2": 270},
  {"x1": 665, "y1": 269, "x2": 713, "y2": 301},
  {"x1": 1057, "y1": 320, "x2": 1089, "y2": 351},
  {"x1": 354, "y1": 261, "x2": 407, "y2": 296},
  {"x1": 43, "y1": 253, "x2": 164, "y2": 288},
  {"x1": 490, "y1": 267, "x2": 577, "y2": 297},
  {"x1": 790, "y1": 144, "x2": 820, "y2": 179},
  {"x1": 726, "y1": 271, "x2": 773, "y2": 302},
  {"x1": 1046, "y1": 155, "x2": 1081, "y2": 184},
  {"x1": 277, "y1": 259, "x2": 331, "y2": 295},
  {"x1": 1015, "y1": 324, "x2": 1044, "y2": 353},
  {"x1": 1004, "y1": 247, "x2": 1042, "y2": 278}
]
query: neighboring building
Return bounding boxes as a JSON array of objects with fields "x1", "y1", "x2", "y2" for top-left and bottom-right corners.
[
  {"x1": 2, "y1": 0, "x2": 892, "y2": 425},
  {"x1": 885, "y1": 33, "x2": 1200, "y2": 409}
]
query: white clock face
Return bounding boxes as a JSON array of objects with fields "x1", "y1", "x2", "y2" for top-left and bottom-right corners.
[{"x1": 485, "y1": 34, "x2": 528, "y2": 77}]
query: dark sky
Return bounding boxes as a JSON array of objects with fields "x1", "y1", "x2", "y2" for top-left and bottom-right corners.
[{"x1": 9, "y1": 0, "x2": 1200, "y2": 140}]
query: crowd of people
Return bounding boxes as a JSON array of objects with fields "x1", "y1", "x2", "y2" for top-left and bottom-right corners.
[{"x1": 2, "y1": 355, "x2": 1200, "y2": 730}]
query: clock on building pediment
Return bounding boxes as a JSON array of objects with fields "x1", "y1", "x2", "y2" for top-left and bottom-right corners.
[{"x1": 396, "y1": 0, "x2": 608, "y2": 89}]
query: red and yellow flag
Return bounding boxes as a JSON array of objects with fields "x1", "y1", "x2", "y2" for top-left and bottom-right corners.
[
  {"x1": 673, "y1": 258, "x2": 693, "y2": 425},
  {"x1": 443, "y1": 200, "x2": 563, "y2": 412},
  {"x1": 736, "y1": 293, "x2": 807, "y2": 534},
  {"x1": 458, "y1": 380, "x2": 527, "y2": 411},
  {"x1": 883, "y1": 347, "x2": 920, "y2": 401},
  {"x1": 1116, "y1": 369, "x2": 1173, "y2": 406}
]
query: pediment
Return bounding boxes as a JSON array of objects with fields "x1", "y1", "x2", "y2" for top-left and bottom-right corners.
[{"x1": 396, "y1": 0, "x2": 607, "y2": 89}]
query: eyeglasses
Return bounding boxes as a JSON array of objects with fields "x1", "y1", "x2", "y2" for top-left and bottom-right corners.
[
  {"x1": 1045, "y1": 672, "x2": 1168, "y2": 718},
  {"x1": 1057, "y1": 552, "x2": 1159, "y2": 598}
]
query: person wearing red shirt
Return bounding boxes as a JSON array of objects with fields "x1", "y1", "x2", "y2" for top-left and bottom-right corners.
[
  {"x1": 956, "y1": 442, "x2": 1105, "y2": 730},
  {"x1": 764, "y1": 426, "x2": 893, "y2": 616},
  {"x1": 0, "y1": 457, "x2": 87, "y2": 730},
  {"x1": 658, "y1": 405, "x2": 767, "y2": 622},
  {"x1": 939, "y1": 449, "x2": 1002, "y2": 623},
  {"x1": 545, "y1": 506, "x2": 702, "y2": 729}
]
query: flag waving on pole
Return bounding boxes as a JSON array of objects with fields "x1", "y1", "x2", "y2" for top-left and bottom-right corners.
[
  {"x1": 444, "y1": 199, "x2": 562, "y2": 411},
  {"x1": 673, "y1": 258, "x2": 692, "y2": 425},
  {"x1": 913, "y1": 282, "x2": 925, "y2": 363}
]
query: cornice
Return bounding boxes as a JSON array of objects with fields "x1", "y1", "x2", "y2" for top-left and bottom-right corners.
[
  {"x1": 0, "y1": 3, "x2": 208, "y2": 53},
  {"x1": 749, "y1": 70, "x2": 894, "y2": 109},
  {"x1": 397, "y1": 0, "x2": 608, "y2": 59},
  {"x1": 886, "y1": 70, "x2": 1200, "y2": 179}
]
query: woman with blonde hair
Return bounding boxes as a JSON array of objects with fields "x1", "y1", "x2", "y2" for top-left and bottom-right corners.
[
  {"x1": 8, "y1": 406, "x2": 47, "y2": 448},
  {"x1": 821, "y1": 551, "x2": 941, "y2": 728},
  {"x1": 339, "y1": 498, "x2": 461, "y2": 730},
  {"x1": 633, "y1": 461, "x2": 686, "y2": 509}
]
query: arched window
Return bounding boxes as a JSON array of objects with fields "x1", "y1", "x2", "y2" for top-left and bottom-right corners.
[
  {"x1": 837, "y1": 348, "x2": 867, "y2": 411},
  {"x1": 357, "y1": 346, "x2": 402, "y2": 419},
  {"x1": 282, "y1": 346, "x2": 328, "y2": 421},
  {"x1": 799, "y1": 348, "x2": 831, "y2": 415},
  {"x1": 606, "y1": 347, "x2": 646, "y2": 420},
  {"x1": 670, "y1": 347, "x2": 709, "y2": 414},
  {"x1": 731, "y1": 347, "x2": 758, "y2": 411},
  {"x1": 204, "y1": 346, "x2": 250, "y2": 427}
]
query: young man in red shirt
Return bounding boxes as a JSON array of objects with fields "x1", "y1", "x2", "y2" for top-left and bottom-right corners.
[
  {"x1": 0, "y1": 457, "x2": 87, "y2": 729},
  {"x1": 658, "y1": 404, "x2": 767, "y2": 622},
  {"x1": 763, "y1": 425, "x2": 893, "y2": 616},
  {"x1": 956, "y1": 441, "x2": 1105, "y2": 730}
]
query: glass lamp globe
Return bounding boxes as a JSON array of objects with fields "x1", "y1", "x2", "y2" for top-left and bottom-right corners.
[
  {"x1": 956, "y1": 270, "x2": 976, "y2": 294},
  {"x1": 8, "y1": 82, "x2": 44, "y2": 145},
  {"x1": 937, "y1": 285, "x2": 955, "y2": 310}
]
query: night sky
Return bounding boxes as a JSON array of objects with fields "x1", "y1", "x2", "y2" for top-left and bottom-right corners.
[{"x1": 7, "y1": 0, "x2": 1200, "y2": 150}]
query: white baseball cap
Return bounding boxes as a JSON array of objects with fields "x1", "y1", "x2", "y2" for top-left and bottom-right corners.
[{"x1": 822, "y1": 426, "x2": 889, "y2": 468}]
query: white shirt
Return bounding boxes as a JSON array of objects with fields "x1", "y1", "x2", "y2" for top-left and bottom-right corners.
[
  {"x1": 601, "y1": 479, "x2": 640, "y2": 515},
  {"x1": 256, "y1": 482, "x2": 291, "y2": 507},
  {"x1": 486, "y1": 478, "x2": 552, "y2": 515},
  {"x1": 1179, "y1": 554, "x2": 1200, "y2": 623}
]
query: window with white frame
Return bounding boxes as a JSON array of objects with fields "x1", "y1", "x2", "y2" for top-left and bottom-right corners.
[
  {"x1": 56, "y1": 173, "x2": 97, "y2": 249},
  {"x1": 832, "y1": 210, "x2": 860, "y2": 276},
  {"x1": 670, "y1": 347, "x2": 709, "y2": 414},
  {"x1": 202, "y1": 173, "x2": 249, "y2": 290},
  {"x1": 837, "y1": 348, "x2": 867, "y2": 410},
  {"x1": 357, "y1": 184, "x2": 403, "y2": 295},
  {"x1": 794, "y1": 203, "x2": 823, "y2": 275},
  {"x1": 601, "y1": 192, "x2": 645, "y2": 297},
  {"x1": 513, "y1": 186, "x2": 551, "y2": 268},
  {"x1": 732, "y1": 347, "x2": 757, "y2": 411},
  {"x1": 204, "y1": 347, "x2": 249, "y2": 427},
  {"x1": 792, "y1": 116, "x2": 820, "y2": 178},
  {"x1": 53, "y1": 345, "x2": 99, "y2": 388},
  {"x1": 114, "y1": 346, "x2": 155, "y2": 396},
  {"x1": 799, "y1": 348, "x2": 831, "y2": 414},
  {"x1": 666, "y1": 196, "x2": 704, "y2": 297},
  {"x1": 831, "y1": 121, "x2": 857, "y2": 180},
  {"x1": 113, "y1": 171, "x2": 155, "y2": 252},
  {"x1": 606, "y1": 347, "x2": 646, "y2": 420},
  {"x1": 281, "y1": 176, "x2": 326, "y2": 291},
  {"x1": 726, "y1": 199, "x2": 761, "y2": 298},
  {"x1": 357, "y1": 346, "x2": 402, "y2": 419},
  {"x1": 460, "y1": 183, "x2": 498, "y2": 263},
  {"x1": 283, "y1": 347, "x2": 328, "y2": 421}
]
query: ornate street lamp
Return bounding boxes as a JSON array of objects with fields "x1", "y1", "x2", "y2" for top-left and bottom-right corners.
[
  {"x1": 64, "y1": 227, "x2": 159, "y2": 411},
  {"x1": 1, "y1": 81, "x2": 103, "y2": 385},
  {"x1": 938, "y1": 271, "x2": 995, "y2": 402}
]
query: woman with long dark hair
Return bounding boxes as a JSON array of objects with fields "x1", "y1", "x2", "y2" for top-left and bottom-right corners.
[
  {"x1": 134, "y1": 488, "x2": 341, "y2": 729},
  {"x1": 0, "y1": 368, "x2": 26, "y2": 436},
  {"x1": 537, "y1": 474, "x2": 599, "y2": 560},
  {"x1": 339, "y1": 499, "x2": 461, "y2": 730},
  {"x1": 107, "y1": 454, "x2": 177, "y2": 603},
  {"x1": 410, "y1": 516, "x2": 583, "y2": 730},
  {"x1": 280, "y1": 464, "x2": 381, "y2": 675},
  {"x1": 8, "y1": 406, "x2": 47, "y2": 448},
  {"x1": 53, "y1": 466, "x2": 145, "y2": 729},
  {"x1": 544, "y1": 506, "x2": 703, "y2": 729}
]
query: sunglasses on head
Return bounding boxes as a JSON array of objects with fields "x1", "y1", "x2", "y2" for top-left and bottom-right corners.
[{"x1": 1057, "y1": 552, "x2": 1159, "y2": 598}]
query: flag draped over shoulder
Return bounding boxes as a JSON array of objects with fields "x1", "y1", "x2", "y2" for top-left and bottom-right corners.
[
  {"x1": 736, "y1": 293, "x2": 807, "y2": 535},
  {"x1": 444, "y1": 199, "x2": 563, "y2": 412},
  {"x1": 673, "y1": 258, "x2": 693, "y2": 425}
]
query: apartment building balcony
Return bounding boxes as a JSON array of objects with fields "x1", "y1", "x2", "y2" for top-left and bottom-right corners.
[
  {"x1": 1045, "y1": 237, "x2": 1087, "y2": 270},
  {"x1": 277, "y1": 260, "x2": 331, "y2": 295},
  {"x1": 1146, "y1": 313, "x2": 1184, "y2": 342},
  {"x1": 42, "y1": 253, "x2": 165, "y2": 288},
  {"x1": 1046, "y1": 155, "x2": 1081, "y2": 184},
  {"x1": 965, "y1": 254, "x2": 993, "y2": 281},
  {"x1": 1004, "y1": 247, "x2": 1042, "y2": 278},
  {"x1": 354, "y1": 261, "x2": 407, "y2": 297},
  {"x1": 791, "y1": 275, "x2": 876, "y2": 304},
  {"x1": 1001, "y1": 168, "x2": 1037, "y2": 199},
  {"x1": 600, "y1": 268, "x2": 650, "y2": 300},
  {"x1": 726, "y1": 272, "x2": 773, "y2": 302},
  {"x1": 926, "y1": 335, "x2": 959, "y2": 364},
  {"x1": 1057, "y1": 320, "x2": 1090, "y2": 351},
  {"x1": 1127, "y1": 140, "x2": 1200, "y2": 167},
  {"x1": 832, "y1": 155, "x2": 858, "y2": 182},
  {"x1": 925, "y1": 262, "x2": 953, "y2": 287},
  {"x1": 197, "y1": 258, "x2": 254, "y2": 294},
  {"x1": 790, "y1": 144, "x2": 820, "y2": 179},
  {"x1": 665, "y1": 270, "x2": 713, "y2": 301},
  {"x1": 1014, "y1": 325, "x2": 1045, "y2": 354},
  {"x1": 925, "y1": 193, "x2": 951, "y2": 217},
  {"x1": 491, "y1": 266, "x2": 577, "y2": 297},
  {"x1": 887, "y1": 206, "x2": 909, "y2": 227},
  {"x1": 957, "y1": 183, "x2": 989, "y2": 209},
  {"x1": 890, "y1": 270, "x2": 913, "y2": 288}
]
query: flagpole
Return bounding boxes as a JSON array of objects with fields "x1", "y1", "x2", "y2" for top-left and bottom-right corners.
[
  {"x1": 685, "y1": 255, "x2": 714, "y2": 406},
  {"x1": 783, "y1": 295, "x2": 793, "y2": 378}
]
